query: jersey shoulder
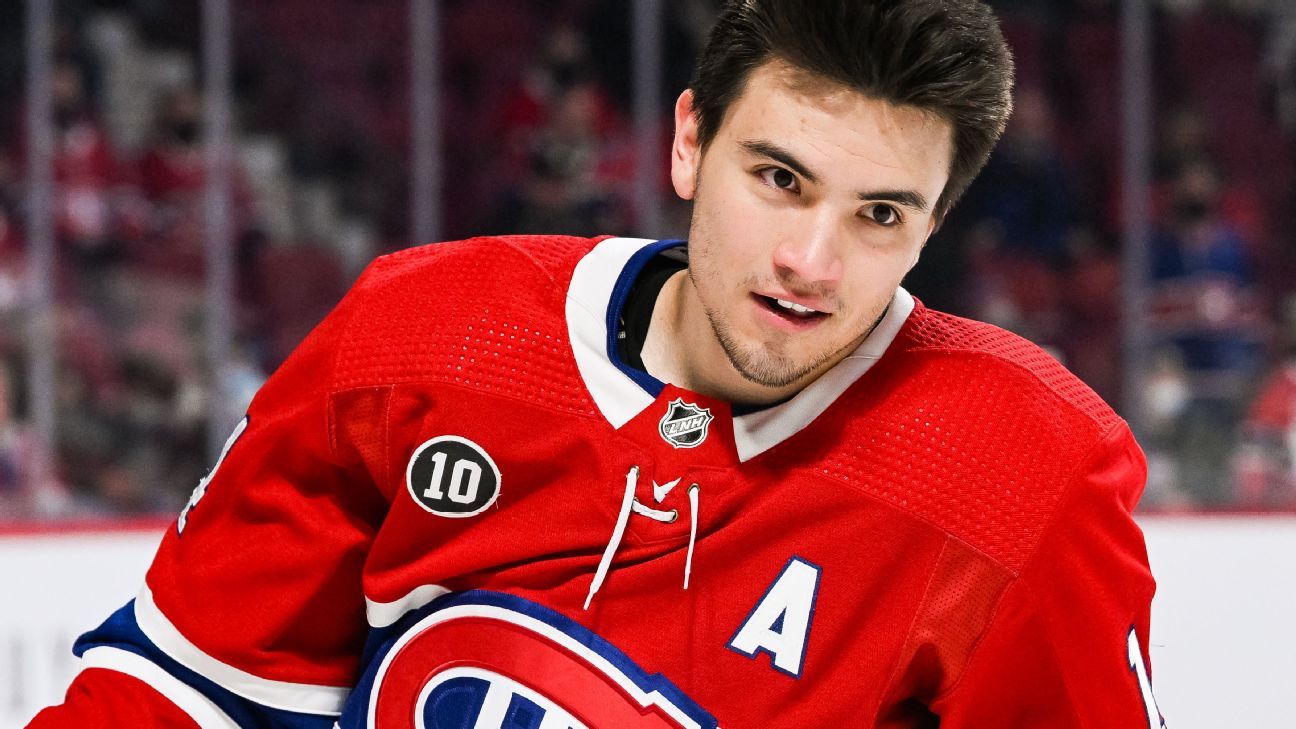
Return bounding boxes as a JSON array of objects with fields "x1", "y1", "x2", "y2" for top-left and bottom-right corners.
[
  {"x1": 818, "y1": 302, "x2": 1136, "y2": 573},
  {"x1": 363, "y1": 234, "x2": 604, "y2": 292},
  {"x1": 328, "y1": 235, "x2": 607, "y2": 415},
  {"x1": 895, "y1": 302, "x2": 1122, "y2": 433}
]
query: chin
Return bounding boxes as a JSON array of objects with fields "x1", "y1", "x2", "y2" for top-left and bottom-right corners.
[{"x1": 726, "y1": 343, "x2": 827, "y2": 389}]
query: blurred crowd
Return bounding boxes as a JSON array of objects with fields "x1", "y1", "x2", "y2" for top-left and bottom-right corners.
[
  {"x1": 1, "y1": 0, "x2": 1295, "y2": 520},
  {"x1": 936, "y1": 1, "x2": 1296, "y2": 510}
]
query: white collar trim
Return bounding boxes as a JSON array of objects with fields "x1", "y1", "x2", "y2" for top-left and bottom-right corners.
[
  {"x1": 732, "y1": 288, "x2": 914, "y2": 461},
  {"x1": 565, "y1": 236, "x2": 915, "y2": 461},
  {"x1": 566, "y1": 237, "x2": 658, "y2": 428}
]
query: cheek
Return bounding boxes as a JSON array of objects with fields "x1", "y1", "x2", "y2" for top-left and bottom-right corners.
[
  {"x1": 693, "y1": 189, "x2": 765, "y2": 268},
  {"x1": 701, "y1": 192, "x2": 789, "y2": 263},
  {"x1": 840, "y1": 245, "x2": 920, "y2": 303}
]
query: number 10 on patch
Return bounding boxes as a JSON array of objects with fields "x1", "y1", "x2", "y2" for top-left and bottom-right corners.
[{"x1": 406, "y1": 435, "x2": 502, "y2": 518}]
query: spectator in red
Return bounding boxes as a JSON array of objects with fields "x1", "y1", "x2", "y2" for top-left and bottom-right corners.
[
  {"x1": 135, "y1": 86, "x2": 255, "y2": 275},
  {"x1": 137, "y1": 87, "x2": 206, "y2": 204},
  {"x1": 47, "y1": 59, "x2": 127, "y2": 269},
  {"x1": 490, "y1": 25, "x2": 629, "y2": 190}
]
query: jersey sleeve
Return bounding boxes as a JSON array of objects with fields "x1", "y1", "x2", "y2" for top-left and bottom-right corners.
[
  {"x1": 931, "y1": 422, "x2": 1166, "y2": 728},
  {"x1": 30, "y1": 261, "x2": 393, "y2": 728}
]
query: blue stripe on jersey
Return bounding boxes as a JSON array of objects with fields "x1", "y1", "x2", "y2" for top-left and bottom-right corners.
[
  {"x1": 604, "y1": 238, "x2": 685, "y2": 397},
  {"x1": 599, "y1": 238, "x2": 779, "y2": 418},
  {"x1": 75, "y1": 601, "x2": 337, "y2": 729}
]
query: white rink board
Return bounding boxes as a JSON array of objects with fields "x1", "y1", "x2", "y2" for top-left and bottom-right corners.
[
  {"x1": 1139, "y1": 515, "x2": 1296, "y2": 728},
  {"x1": 0, "y1": 526, "x2": 163, "y2": 729},
  {"x1": 0, "y1": 516, "x2": 1292, "y2": 728}
]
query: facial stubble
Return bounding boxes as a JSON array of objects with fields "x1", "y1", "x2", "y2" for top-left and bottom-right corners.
[{"x1": 685, "y1": 184, "x2": 885, "y2": 391}]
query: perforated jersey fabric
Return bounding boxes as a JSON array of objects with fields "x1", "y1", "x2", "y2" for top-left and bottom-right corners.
[
  {"x1": 35, "y1": 235, "x2": 1160, "y2": 729},
  {"x1": 333, "y1": 235, "x2": 602, "y2": 417},
  {"x1": 814, "y1": 304, "x2": 1127, "y2": 573}
]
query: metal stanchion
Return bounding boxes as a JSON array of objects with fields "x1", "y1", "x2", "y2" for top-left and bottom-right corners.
[
  {"x1": 411, "y1": 0, "x2": 443, "y2": 246},
  {"x1": 633, "y1": 0, "x2": 665, "y2": 236},
  {"x1": 1121, "y1": 0, "x2": 1154, "y2": 433},
  {"x1": 24, "y1": 0, "x2": 57, "y2": 506},
  {"x1": 203, "y1": 0, "x2": 236, "y2": 460}
]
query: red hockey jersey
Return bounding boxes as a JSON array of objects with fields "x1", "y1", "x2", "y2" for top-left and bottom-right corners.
[{"x1": 32, "y1": 235, "x2": 1163, "y2": 728}]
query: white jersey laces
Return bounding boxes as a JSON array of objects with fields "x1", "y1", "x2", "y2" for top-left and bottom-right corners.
[{"x1": 585, "y1": 466, "x2": 700, "y2": 609}]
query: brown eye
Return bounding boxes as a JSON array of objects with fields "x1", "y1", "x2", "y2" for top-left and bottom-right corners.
[
  {"x1": 866, "y1": 203, "x2": 901, "y2": 226},
  {"x1": 759, "y1": 167, "x2": 800, "y2": 193}
]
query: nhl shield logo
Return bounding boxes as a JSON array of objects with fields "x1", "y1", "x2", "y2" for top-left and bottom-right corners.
[{"x1": 658, "y1": 398, "x2": 714, "y2": 449}]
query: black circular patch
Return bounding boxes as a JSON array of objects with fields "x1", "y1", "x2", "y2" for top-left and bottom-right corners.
[{"x1": 405, "y1": 436, "x2": 501, "y2": 517}]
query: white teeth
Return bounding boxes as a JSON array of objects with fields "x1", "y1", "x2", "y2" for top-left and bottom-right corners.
[{"x1": 775, "y1": 298, "x2": 818, "y2": 314}]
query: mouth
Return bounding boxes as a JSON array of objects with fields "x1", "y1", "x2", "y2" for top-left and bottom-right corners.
[{"x1": 752, "y1": 294, "x2": 830, "y2": 330}]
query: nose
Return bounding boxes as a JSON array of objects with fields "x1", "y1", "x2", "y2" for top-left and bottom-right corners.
[{"x1": 770, "y1": 212, "x2": 844, "y2": 288}]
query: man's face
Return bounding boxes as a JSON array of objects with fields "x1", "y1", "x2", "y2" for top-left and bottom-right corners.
[{"x1": 671, "y1": 60, "x2": 952, "y2": 391}]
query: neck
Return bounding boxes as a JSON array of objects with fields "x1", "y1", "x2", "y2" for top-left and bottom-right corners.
[{"x1": 642, "y1": 271, "x2": 813, "y2": 406}]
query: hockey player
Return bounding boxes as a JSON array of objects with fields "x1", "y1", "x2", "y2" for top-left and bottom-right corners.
[{"x1": 32, "y1": 1, "x2": 1165, "y2": 727}]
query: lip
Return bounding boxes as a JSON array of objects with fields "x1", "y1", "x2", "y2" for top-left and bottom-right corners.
[
  {"x1": 753, "y1": 290, "x2": 833, "y2": 315},
  {"x1": 749, "y1": 293, "x2": 831, "y2": 333}
]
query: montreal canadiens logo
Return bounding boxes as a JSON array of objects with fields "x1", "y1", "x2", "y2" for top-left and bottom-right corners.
[
  {"x1": 658, "y1": 398, "x2": 713, "y2": 449},
  {"x1": 406, "y1": 435, "x2": 501, "y2": 517},
  {"x1": 358, "y1": 591, "x2": 717, "y2": 729}
]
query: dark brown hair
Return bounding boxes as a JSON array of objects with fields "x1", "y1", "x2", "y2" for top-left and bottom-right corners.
[{"x1": 690, "y1": 0, "x2": 1015, "y2": 220}]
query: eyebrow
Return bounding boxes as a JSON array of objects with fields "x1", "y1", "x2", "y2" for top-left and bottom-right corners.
[
  {"x1": 739, "y1": 140, "x2": 820, "y2": 185},
  {"x1": 739, "y1": 139, "x2": 931, "y2": 213},
  {"x1": 855, "y1": 188, "x2": 931, "y2": 213}
]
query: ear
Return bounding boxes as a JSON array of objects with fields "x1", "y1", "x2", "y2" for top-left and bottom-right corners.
[{"x1": 671, "y1": 89, "x2": 702, "y2": 201}]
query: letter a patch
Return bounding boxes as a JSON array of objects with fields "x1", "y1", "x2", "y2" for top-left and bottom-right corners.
[{"x1": 727, "y1": 556, "x2": 821, "y2": 678}]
